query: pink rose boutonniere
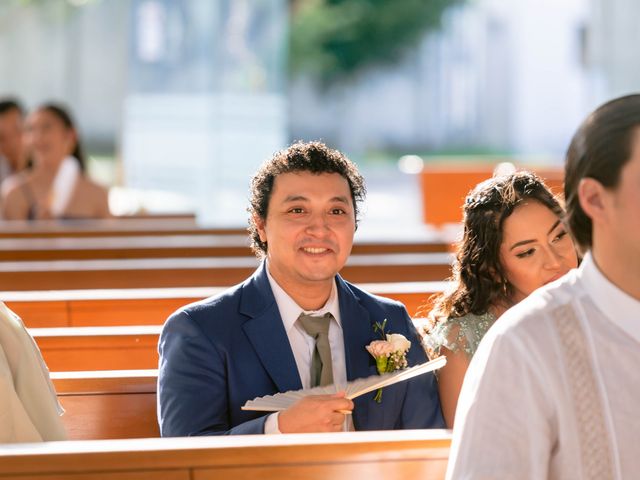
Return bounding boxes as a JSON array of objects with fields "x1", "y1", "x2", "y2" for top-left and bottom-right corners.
[{"x1": 365, "y1": 319, "x2": 411, "y2": 403}]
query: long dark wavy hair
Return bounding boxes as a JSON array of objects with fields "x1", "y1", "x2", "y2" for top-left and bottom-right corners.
[{"x1": 425, "y1": 171, "x2": 565, "y2": 328}]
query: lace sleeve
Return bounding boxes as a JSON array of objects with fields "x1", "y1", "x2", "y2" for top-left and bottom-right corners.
[
  {"x1": 423, "y1": 312, "x2": 496, "y2": 360},
  {"x1": 423, "y1": 320, "x2": 468, "y2": 359}
]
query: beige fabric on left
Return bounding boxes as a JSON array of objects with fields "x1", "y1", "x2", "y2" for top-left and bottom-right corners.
[{"x1": 0, "y1": 301, "x2": 66, "y2": 443}]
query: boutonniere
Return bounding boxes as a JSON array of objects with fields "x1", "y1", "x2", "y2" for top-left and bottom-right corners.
[{"x1": 365, "y1": 319, "x2": 411, "y2": 403}]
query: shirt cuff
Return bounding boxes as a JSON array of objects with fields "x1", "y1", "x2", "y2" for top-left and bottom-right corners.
[{"x1": 264, "y1": 412, "x2": 282, "y2": 434}]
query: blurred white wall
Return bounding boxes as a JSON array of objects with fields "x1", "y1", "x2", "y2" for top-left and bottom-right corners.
[
  {"x1": 587, "y1": 0, "x2": 640, "y2": 102},
  {"x1": 0, "y1": 1, "x2": 129, "y2": 151}
]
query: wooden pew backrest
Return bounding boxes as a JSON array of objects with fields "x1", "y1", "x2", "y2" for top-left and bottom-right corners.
[
  {"x1": 0, "y1": 430, "x2": 452, "y2": 479},
  {"x1": 32, "y1": 326, "x2": 161, "y2": 371},
  {"x1": 419, "y1": 164, "x2": 564, "y2": 227},
  {"x1": 0, "y1": 253, "x2": 452, "y2": 291},
  {"x1": 5, "y1": 282, "x2": 447, "y2": 327},
  {"x1": 52, "y1": 369, "x2": 159, "y2": 440}
]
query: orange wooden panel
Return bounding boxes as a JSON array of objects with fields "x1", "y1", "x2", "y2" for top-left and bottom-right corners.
[
  {"x1": 68, "y1": 298, "x2": 193, "y2": 326},
  {"x1": 0, "y1": 432, "x2": 451, "y2": 479},
  {"x1": 419, "y1": 164, "x2": 565, "y2": 227},
  {"x1": 4, "y1": 266, "x2": 253, "y2": 291},
  {"x1": 195, "y1": 460, "x2": 447, "y2": 480},
  {"x1": 52, "y1": 370, "x2": 157, "y2": 395},
  {"x1": 377, "y1": 291, "x2": 435, "y2": 317},
  {"x1": 5, "y1": 300, "x2": 70, "y2": 327},
  {"x1": 59, "y1": 393, "x2": 159, "y2": 440},
  {"x1": 10, "y1": 472, "x2": 188, "y2": 480},
  {"x1": 7, "y1": 283, "x2": 446, "y2": 329},
  {"x1": 2, "y1": 255, "x2": 452, "y2": 291},
  {"x1": 36, "y1": 333, "x2": 159, "y2": 371}
]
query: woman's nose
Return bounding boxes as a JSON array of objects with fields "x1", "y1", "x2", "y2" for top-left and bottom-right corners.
[{"x1": 544, "y1": 247, "x2": 563, "y2": 270}]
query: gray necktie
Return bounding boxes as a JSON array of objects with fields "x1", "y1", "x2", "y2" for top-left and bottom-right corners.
[{"x1": 298, "y1": 313, "x2": 333, "y2": 387}]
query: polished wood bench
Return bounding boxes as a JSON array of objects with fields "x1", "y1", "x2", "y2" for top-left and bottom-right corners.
[
  {"x1": 0, "y1": 234, "x2": 450, "y2": 261},
  {"x1": 0, "y1": 217, "x2": 247, "y2": 238},
  {"x1": 52, "y1": 369, "x2": 159, "y2": 439},
  {"x1": 32, "y1": 311, "x2": 437, "y2": 372},
  {"x1": 0, "y1": 253, "x2": 453, "y2": 290},
  {"x1": 7, "y1": 281, "x2": 446, "y2": 327},
  {"x1": 32, "y1": 326, "x2": 161, "y2": 371},
  {"x1": 0, "y1": 430, "x2": 451, "y2": 479}
]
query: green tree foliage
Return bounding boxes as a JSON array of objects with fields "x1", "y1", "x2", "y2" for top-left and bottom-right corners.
[{"x1": 290, "y1": 0, "x2": 464, "y2": 85}]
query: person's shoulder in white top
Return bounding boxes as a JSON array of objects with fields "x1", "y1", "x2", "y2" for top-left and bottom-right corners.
[
  {"x1": 446, "y1": 266, "x2": 582, "y2": 480},
  {"x1": 0, "y1": 301, "x2": 66, "y2": 443}
]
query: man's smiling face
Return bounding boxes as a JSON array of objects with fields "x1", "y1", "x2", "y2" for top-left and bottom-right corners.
[{"x1": 255, "y1": 171, "x2": 356, "y2": 294}]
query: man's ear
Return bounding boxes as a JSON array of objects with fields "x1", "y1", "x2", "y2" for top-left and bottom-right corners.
[
  {"x1": 578, "y1": 177, "x2": 608, "y2": 223},
  {"x1": 253, "y1": 214, "x2": 267, "y2": 243}
]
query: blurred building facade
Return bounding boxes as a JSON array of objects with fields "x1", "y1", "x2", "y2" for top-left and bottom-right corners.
[
  {"x1": 122, "y1": 0, "x2": 287, "y2": 223},
  {"x1": 587, "y1": 0, "x2": 640, "y2": 101},
  {"x1": 1, "y1": 0, "x2": 639, "y2": 222},
  {"x1": 290, "y1": 0, "x2": 594, "y2": 157}
]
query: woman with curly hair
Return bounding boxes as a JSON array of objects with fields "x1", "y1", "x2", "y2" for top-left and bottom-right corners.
[{"x1": 423, "y1": 171, "x2": 578, "y2": 427}]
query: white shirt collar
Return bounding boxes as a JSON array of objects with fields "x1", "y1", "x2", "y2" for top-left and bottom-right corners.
[
  {"x1": 578, "y1": 251, "x2": 640, "y2": 343},
  {"x1": 265, "y1": 262, "x2": 342, "y2": 334}
]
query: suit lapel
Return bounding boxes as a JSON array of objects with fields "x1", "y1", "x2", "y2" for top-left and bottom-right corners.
[
  {"x1": 337, "y1": 277, "x2": 379, "y2": 429},
  {"x1": 240, "y1": 263, "x2": 303, "y2": 393}
]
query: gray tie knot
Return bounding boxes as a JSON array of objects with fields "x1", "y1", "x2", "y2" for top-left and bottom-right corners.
[
  {"x1": 298, "y1": 313, "x2": 332, "y2": 338},
  {"x1": 297, "y1": 313, "x2": 333, "y2": 387}
]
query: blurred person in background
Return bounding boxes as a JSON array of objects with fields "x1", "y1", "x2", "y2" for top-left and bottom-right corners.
[
  {"x1": 0, "y1": 98, "x2": 29, "y2": 184},
  {"x1": 423, "y1": 171, "x2": 578, "y2": 427},
  {"x1": 1, "y1": 103, "x2": 110, "y2": 220}
]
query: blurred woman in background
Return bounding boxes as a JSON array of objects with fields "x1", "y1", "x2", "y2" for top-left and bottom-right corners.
[
  {"x1": 423, "y1": 171, "x2": 578, "y2": 427},
  {"x1": 1, "y1": 103, "x2": 110, "y2": 220}
]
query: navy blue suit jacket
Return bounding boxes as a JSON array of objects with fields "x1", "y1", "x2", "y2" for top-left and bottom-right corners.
[{"x1": 158, "y1": 262, "x2": 444, "y2": 436}]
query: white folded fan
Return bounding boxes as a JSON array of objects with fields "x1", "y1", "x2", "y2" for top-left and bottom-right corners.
[{"x1": 241, "y1": 355, "x2": 446, "y2": 412}]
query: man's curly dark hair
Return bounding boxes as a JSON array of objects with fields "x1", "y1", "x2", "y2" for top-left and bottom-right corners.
[
  {"x1": 424, "y1": 171, "x2": 565, "y2": 329},
  {"x1": 247, "y1": 141, "x2": 366, "y2": 257}
]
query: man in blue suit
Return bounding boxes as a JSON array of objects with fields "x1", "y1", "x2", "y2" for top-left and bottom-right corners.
[{"x1": 158, "y1": 141, "x2": 444, "y2": 435}]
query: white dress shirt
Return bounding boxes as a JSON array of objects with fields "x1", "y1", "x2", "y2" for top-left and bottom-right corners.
[
  {"x1": 263, "y1": 263, "x2": 350, "y2": 433},
  {"x1": 447, "y1": 252, "x2": 640, "y2": 479}
]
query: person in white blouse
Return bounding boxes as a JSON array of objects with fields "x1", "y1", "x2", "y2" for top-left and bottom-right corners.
[
  {"x1": 446, "y1": 94, "x2": 640, "y2": 479},
  {"x1": 0, "y1": 301, "x2": 66, "y2": 443}
]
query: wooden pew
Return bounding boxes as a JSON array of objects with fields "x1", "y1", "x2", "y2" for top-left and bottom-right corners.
[
  {"x1": 32, "y1": 316, "x2": 438, "y2": 373},
  {"x1": 52, "y1": 369, "x2": 159, "y2": 439},
  {"x1": 6, "y1": 281, "x2": 446, "y2": 327},
  {"x1": 32, "y1": 326, "x2": 161, "y2": 371},
  {"x1": 0, "y1": 217, "x2": 247, "y2": 238},
  {"x1": 0, "y1": 430, "x2": 451, "y2": 479},
  {"x1": 0, "y1": 234, "x2": 450, "y2": 261},
  {"x1": 0, "y1": 253, "x2": 453, "y2": 291},
  {"x1": 419, "y1": 164, "x2": 564, "y2": 227}
]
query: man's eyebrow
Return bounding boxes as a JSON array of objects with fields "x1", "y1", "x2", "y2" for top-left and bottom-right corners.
[
  {"x1": 283, "y1": 195, "x2": 308, "y2": 202},
  {"x1": 282, "y1": 195, "x2": 350, "y2": 203}
]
